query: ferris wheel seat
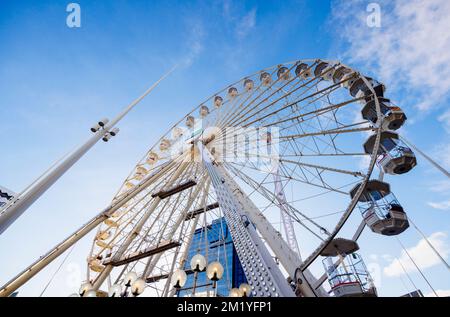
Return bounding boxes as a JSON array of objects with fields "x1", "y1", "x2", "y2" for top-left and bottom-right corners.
[
  {"x1": 95, "y1": 239, "x2": 112, "y2": 249},
  {"x1": 349, "y1": 77, "x2": 386, "y2": 99},
  {"x1": 146, "y1": 152, "x2": 159, "y2": 165},
  {"x1": 361, "y1": 98, "x2": 407, "y2": 131},
  {"x1": 314, "y1": 61, "x2": 334, "y2": 81},
  {"x1": 364, "y1": 207, "x2": 409, "y2": 236},
  {"x1": 331, "y1": 281, "x2": 364, "y2": 297},
  {"x1": 378, "y1": 152, "x2": 417, "y2": 175},
  {"x1": 185, "y1": 116, "x2": 195, "y2": 128},
  {"x1": 213, "y1": 95, "x2": 223, "y2": 108},
  {"x1": 96, "y1": 230, "x2": 110, "y2": 241},
  {"x1": 295, "y1": 63, "x2": 312, "y2": 79},
  {"x1": 332, "y1": 283, "x2": 378, "y2": 297},
  {"x1": 89, "y1": 259, "x2": 105, "y2": 272},
  {"x1": 364, "y1": 131, "x2": 417, "y2": 175},
  {"x1": 340, "y1": 72, "x2": 358, "y2": 88},
  {"x1": 332, "y1": 66, "x2": 354, "y2": 84},
  {"x1": 159, "y1": 138, "x2": 172, "y2": 150},
  {"x1": 199, "y1": 105, "x2": 210, "y2": 118},
  {"x1": 277, "y1": 66, "x2": 290, "y2": 80},
  {"x1": 382, "y1": 109, "x2": 407, "y2": 131},
  {"x1": 320, "y1": 238, "x2": 360, "y2": 257},
  {"x1": 228, "y1": 86, "x2": 238, "y2": 99},
  {"x1": 259, "y1": 72, "x2": 272, "y2": 86},
  {"x1": 243, "y1": 78, "x2": 255, "y2": 91}
]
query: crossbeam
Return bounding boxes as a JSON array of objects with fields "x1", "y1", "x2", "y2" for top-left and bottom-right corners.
[
  {"x1": 146, "y1": 269, "x2": 196, "y2": 284},
  {"x1": 184, "y1": 202, "x2": 219, "y2": 220},
  {"x1": 104, "y1": 241, "x2": 181, "y2": 267},
  {"x1": 151, "y1": 180, "x2": 197, "y2": 199}
]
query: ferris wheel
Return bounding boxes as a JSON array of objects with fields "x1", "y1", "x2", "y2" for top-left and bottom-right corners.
[{"x1": 0, "y1": 59, "x2": 419, "y2": 298}]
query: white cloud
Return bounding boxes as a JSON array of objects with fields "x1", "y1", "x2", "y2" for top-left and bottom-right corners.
[
  {"x1": 236, "y1": 8, "x2": 257, "y2": 40},
  {"x1": 439, "y1": 110, "x2": 450, "y2": 133},
  {"x1": 221, "y1": 2, "x2": 257, "y2": 40},
  {"x1": 180, "y1": 20, "x2": 205, "y2": 67},
  {"x1": 428, "y1": 200, "x2": 450, "y2": 211},
  {"x1": 425, "y1": 289, "x2": 450, "y2": 297},
  {"x1": 433, "y1": 142, "x2": 450, "y2": 169},
  {"x1": 331, "y1": 0, "x2": 450, "y2": 112},
  {"x1": 383, "y1": 232, "x2": 450, "y2": 277},
  {"x1": 429, "y1": 180, "x2": 450, "y2": 193}
]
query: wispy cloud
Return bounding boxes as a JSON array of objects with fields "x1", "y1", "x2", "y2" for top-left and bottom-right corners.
[
  {"x1": 330, "y1": 0, "x2": 450, "y2": 113},
  {"x1": 425, "y1": 289, "x2": 450, "y2": 297},
  {"x1": 383, "y1": 232, "x2": 450, "y2": 277},
  {"x1": 433, "y1": 142, "x2": 450, "y2": 169},
  {"x1": 221, "y1": 1, "x2": 257, "y2": 40},
  {"x1": 180, "y1": 20, "x2": 205, "y2": 67},
  {"x1": 235, "y1": 8, "x2": 257, "y2": 40},
  {"x1": 429, "y1": 180, "x2": 450, "y2": 193},
  {"x1": 428, "y1": 200, "x2": 450, "y2": 211},
  {"x1": 439, "y1": 110, "x2": 450, "y2": 133}
]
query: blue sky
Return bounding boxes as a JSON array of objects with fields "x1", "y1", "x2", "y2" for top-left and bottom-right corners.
[{"x1": 0, "y1": 0, "x2": 449, "y2": 297}]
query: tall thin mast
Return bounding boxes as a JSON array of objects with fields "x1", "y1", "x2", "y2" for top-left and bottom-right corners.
[{"x1": 0, "y1": 66, "x2": 176, "y2": 234}]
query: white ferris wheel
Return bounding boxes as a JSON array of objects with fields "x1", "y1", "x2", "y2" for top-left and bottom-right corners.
[{"x1": 1, "y1": 59, "x2": 423, "y2": 298}]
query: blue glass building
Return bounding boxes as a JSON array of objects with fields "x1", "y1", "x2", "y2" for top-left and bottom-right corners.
[{"x1": 178, "y1": 217, "x2": 247, "y2": 297}]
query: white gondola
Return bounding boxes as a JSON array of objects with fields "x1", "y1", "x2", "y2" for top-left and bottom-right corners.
[
  {"x1": 349, "y1": 77, "x2": 385, "y2": 100},
  {"x1": 277, "y1": 66, "x2": 290, "y2": 80},
  {"x1": 199, "y1": 105, "x2": 209, "y2": 118},
  {"x1": 96, "y1": 230, "x2": 110, "y2": 241},
  {"x1": 350, "y1": 180, "x2": 409, "y2": 236},
  {"x1": 185, "y1": 116, "x2": 195, "y2": 128},
  {"x1": 89, "y1": 259, "x2": 105, "y2": 272},
  {"x1": 364, "y1": 131, "x2": 417, "y2": 175},
  {"x1": 146, "y1": 151, "x2": 159, "y2": 165},
  {"x1": 159, "y1": 138, "x2": 171, "y2": 151},
  {"x1": 95, "y1": 239, "x2": 112, "y2": 249},
  {"x1": 243, "y1": 78, "x2": 254, "y2": 91},
  {"x1": 323, "y1": 252, "x2": 377, "y2": 297},
  {"x1": 259, "y1": 72, "x2": 272, "y2": 86},
  {"x1": 294, "y1": 63, "x2": 312, "y2": 79},
  {"x1": 104, "y1": 218, "x2": 119, "y2": 228},
  {"x1": 124, "y1": 181, "x2": 134, "y2": 189},
  {"x1": 340, "y1": 72, "x2": 358, "y2": 89},
  {"x1": 361, "y1": 97, "x2": 407, "y2": 131},
  {"x1": 172, "y1": 126, "x2": 184, "y2": 139},
  {"x1": 136, "y1": 166, "x2": 148, "y2": 174},
  {"x1": 314, "y1": 61, "x2": 334, "y2": 81},
  {"x1": 213, "y1": 96, "x2": 223, "y2": 108},
  {"x1": 332, "y1": 66, "x2": 354, "y2": 85},
  {"x1": 228, "y1": 87, "x2": 238, "y2": 99}
]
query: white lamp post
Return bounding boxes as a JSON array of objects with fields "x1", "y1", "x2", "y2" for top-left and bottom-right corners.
[
  {"x1": 79, "y1": 282, "x2": 93, "y2": 297},
  {"x1": 83, "y1": 290, "x2": 97, "y2": 297},
  {"x1": 239, "y1": 283, "x2": 251, "y2": 297},
  {"x1": 108, "y1": 284, "x2": 122, "y2": 297},
  {"x1": 171, "y1": 269, "x2": 187, "y2": 290},
  {"x1": 206, "y1": 261, "x2": 224, "y2": 295},
  {"x1": 190, "y1": 254, "x2": 207, "y2": 296},
  {"x1": 190, "y1": 254, "x2": 207, "y2": 272},
  {"x1": 0, "y1": 67, "x2": 176, "y2": 235},
  {"x1": 228, "y1": 288, "x2": 242, "y2": 297},
  {"x1": 124, "y1": 271, "x2": 138, "y2": 287},
  {"x1": 130, "y1": 278, "x2": 146, "y2": 297}
]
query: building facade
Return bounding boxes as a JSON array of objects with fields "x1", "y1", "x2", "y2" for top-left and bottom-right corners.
[{"x1": 178, "y1": 217, "x2": 247, "y2": 297}]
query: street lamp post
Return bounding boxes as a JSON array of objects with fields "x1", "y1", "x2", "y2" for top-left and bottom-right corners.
[
  {"x1": 206, "y1": 261, "x2": 224, "y2": 296},
  {"x1": 0, "y1": 66, "x2": 176, "y2": 235},
  {"x1": 190, "y1": 254, "x2": 206, "y2": 296}
]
